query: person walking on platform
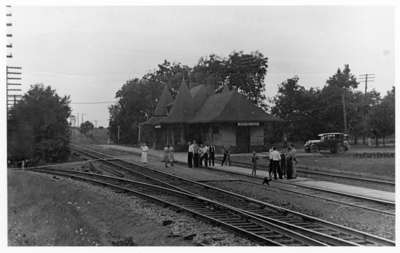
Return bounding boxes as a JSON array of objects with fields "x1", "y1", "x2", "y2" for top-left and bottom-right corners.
[
  {"x1": 251, "y1": 150, "x2": 258, "y2": 177},
  {"x1": 198, "y1": 144, "x2": 204, "y2": 167},
  {"x1": 201, "y1": 144, "x2": 209, "y2": 168},
  {"x1": 208, "y1": 144, "x2": 216, "y2": 167},
  {"x1": 193, "y1": 140, "x2": 199, "y2": 168},
  {"x1": 270, "y1": 147, "x2": 281, "y2": 180},
  {"x1": 188, "y1": 141, "x2": 194, "y2": 168},
  {"x1": 168, "y1": 145, "x2": 175, "y2": 167},
  {"x1": 287, "y1": 144, "x2": 298, "y2": 179},
  {"x1": 280, "y1": 148, "x2": 287, "y2": 179},
  {"x1": 221, "y1": 146, "x2": 231, "y2": 166},
  {"x1": 140, "y1": 143, "x2": 149, "y2": 164},
  {"x1": 163, "y1": 146, "x2": 169, "y2": 168},
  {"x1": 268, "y1": 147, "x2": 273, "y2": 179},
  {"x1": 262, "y1": 148, "x2": 270, "y2": 185}
]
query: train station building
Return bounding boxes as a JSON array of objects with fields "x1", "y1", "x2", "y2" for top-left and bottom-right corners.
[{"x1": 140, "y1": 80, "x2": 282, "y2": 153}]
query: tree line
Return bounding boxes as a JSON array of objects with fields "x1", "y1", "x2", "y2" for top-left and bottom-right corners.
[
  {"x1": 109, "y1": 54, "x2": 395, "y2": 146},
  {"x1": 7, "y1": 51, "x2": 395, "y2": 165},
  {"x1": 273, "y1": 65, "x2": 395, "y2": 144}
]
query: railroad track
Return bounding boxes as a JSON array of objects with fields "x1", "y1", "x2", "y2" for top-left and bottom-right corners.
[
  {"x1": 31, "y1": 167, "x2": 326, "y2": 246},
  {"x1": 82, "y1": 145, "x2": 395, "y2": 216},
  {"x1": 210, "y1": 159, "x2": 395, "y2": 215},
  {"x1": 66, "y1": 145, "x2": 394, "y2": 246},
  {"x1": 215, "y1": 158, "x2": 395, "y2": 187}
]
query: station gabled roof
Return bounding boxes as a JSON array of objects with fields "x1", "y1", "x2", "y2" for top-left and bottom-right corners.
[
  {"x1": 144, "y1": 82, "x2": 281, "y2": 125},
  {"x1": 161, "y1": 80, "x2": 194, "y2": 124},
  {"x1": 190, "y1": 84, "x2": 214, "y2": 113},
  {"x1": 190, "y1": 88, "x2": 280, "y2": 123},
  {"x1": 153, "y1": 84, "x2": 173, "y2": 116}
]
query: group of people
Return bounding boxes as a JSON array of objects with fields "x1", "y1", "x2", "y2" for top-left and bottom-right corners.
[
  {"x1": 261, "y1": 144, "x2": 298, "y2": 185},
  {"x1": 141, "y1": 140, "x2": 297, "y2": 185},
  {"x1": 187, "y1": 140, "x2": 216, "y2": 168},
  {"x1": 163, "y1": 145, "x2": 175, "y2": 168},
  {"x1": 140, "y1": 142, "x2": 175, "y2": 168}
]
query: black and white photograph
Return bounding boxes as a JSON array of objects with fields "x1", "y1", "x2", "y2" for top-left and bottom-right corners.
[{"x1": 4, "y1": 0, "x2": 398, "y2": 248}]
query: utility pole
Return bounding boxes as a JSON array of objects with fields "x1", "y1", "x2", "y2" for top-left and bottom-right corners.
[
  {"x1": 342, "y1": 87, "x2": 347, "y2": 134},
  {"x1": 6, "y1": 66, "x2": 22, "y2": 115},
  {"x1": 358, "y1": 74, "x2": 375, "y2": 144},
  {"x1": 358, "y1": 74, "x2": 375, "y2": 97},
  {"x1": 6, "y1": 5, "x2": 13, "y2": 59},
  {"x1": 6, "y1": 5, "x2": 22, "y2": 116},
  {"x1": 117, "y1": 125, "x2": 121, "y2": 144}
]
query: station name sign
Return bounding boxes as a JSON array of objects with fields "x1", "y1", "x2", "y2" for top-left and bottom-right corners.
[
  {"x1": 154, "y1": 125, "x2": 161, "y2": 129},
  {"x1": 237, "y1": 122, "x2": 259, "y2": 126}
]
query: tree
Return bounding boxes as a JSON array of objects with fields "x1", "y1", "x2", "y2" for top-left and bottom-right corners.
[
  {"x1": 80, "y1": 121, "x2": 94, "y2": 135},
  {"x1": 191, "y1": 54, "x2": 228, "y2": 88},
  {"x1": 143, "y1": 60, "x2": 190, "y2": 96},
  {"x1": 272, "y1": 77, "x2": 324, "y2": 141},
  {"x1": 108, "y1": 78, "x2": 162, "y2": 144},
  {"x1": 226, "y1": 51, "x2": 268, "y2": 107},
  {"x1": 368, "y1": 87, "x2": 395, "y2": 145},
  {"x1": 347, "y1": 89, "x2": 381, "y2": 143},
  {"x1": 325, "y1": 64, "x2": 359, "y2": 133},
  {"x1": 8, "y1": 84, "x2": 71, "y2": 164}
]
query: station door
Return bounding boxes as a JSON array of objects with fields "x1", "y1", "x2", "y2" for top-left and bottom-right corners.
[{"x1": 236, "y1": 126, "x2": 250, "y2": 153}]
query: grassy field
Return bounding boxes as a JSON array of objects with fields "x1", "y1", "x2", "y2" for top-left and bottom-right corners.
[
  {"x1": 228, "y1": 155, "x2": 395, "y2": 179},
  {"x1": 298, "y1": 156, "x2": 395, "y2": 178}
]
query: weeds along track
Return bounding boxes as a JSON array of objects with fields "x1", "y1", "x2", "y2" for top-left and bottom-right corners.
[
  {"x1": 31, "y1": 167, "x2": 326, "y2": 246},
  {"x1": 68, "y1": 145, "x2": 394, "y2": 246}
]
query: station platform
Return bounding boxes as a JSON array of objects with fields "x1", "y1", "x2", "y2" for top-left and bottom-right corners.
[{"x1": 97, "y1": 144, "x2": 395, "y2": 203}]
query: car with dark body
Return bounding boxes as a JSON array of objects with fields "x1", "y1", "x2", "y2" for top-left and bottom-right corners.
[{"x1": 304, "y1": 132, "x2": 350, "y2": 153}]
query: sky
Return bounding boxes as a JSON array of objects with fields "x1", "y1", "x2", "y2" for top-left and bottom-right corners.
[{"x1": 6, "y1": 5, "x2": 395, "y2": 127}]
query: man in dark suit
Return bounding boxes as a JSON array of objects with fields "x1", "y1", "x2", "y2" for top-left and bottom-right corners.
[
  {"x1": 208, "y1": 144, "x2": 216, "y2": 167},
  {"x1": 187, "y1": 141, "x2": 193, "y2": 168},
  {"x1": 193, "y1": 140, "x2": 199, "y2": 168}
]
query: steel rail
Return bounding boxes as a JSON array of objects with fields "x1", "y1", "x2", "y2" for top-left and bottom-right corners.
[
  {"x1": 71, "y1": 145, "x2": 394, "y2": 246},
  {"x1": 30, "y1": 167, "x2": 327, "y2": 246},
  {"x1": 215, "y1": 158, "x2": 394, "y2": 186}
]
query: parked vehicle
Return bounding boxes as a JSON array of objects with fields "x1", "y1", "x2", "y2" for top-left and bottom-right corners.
[
  {"x1": 304, "y1": 132, "x2": 350, "y2": 153},
  {"x1": 304, "y1": 139, "x2": 321, "y2": 153}
]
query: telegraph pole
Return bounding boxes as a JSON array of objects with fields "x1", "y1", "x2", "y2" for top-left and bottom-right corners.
[
  {"x1": 6, "y1": 5, "x2": 22, "y2": 116},
  {"x1": 342, "y1": 87, "x2": 347, "y2": 134},
  {"x1": 117, "y1": 125, "x2": 121, "y2": 144},
  {"x1": 358, "y1": 74, "x2": 375, "y2": 144},
  {"x1": 358, "y1": 74, "x2": 375, "y2": 97},
  {"x1": 6, "y1": 66, "x2": 22, "y2": 114},
  {"x1": 81, "y1": 113, "x2": 85, "y2": 124}
]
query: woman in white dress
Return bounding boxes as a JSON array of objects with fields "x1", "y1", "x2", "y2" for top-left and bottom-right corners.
[{"x1": 141, "y1": 143, "x2": 149, "y2": 163}]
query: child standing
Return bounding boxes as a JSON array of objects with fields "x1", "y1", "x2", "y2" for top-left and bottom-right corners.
[
  {"x1": 163, "y1": 146, "x2": 169, "y2": 168},
  {"x1": 251, "y1": 151, "x2": 258, "y2": 176},
  {"x1": 168, "y1": 145, "x2": 175, "y2": 167},
  {"x1": 141, "y1": 143, "x2": 149, "y2": 163}
]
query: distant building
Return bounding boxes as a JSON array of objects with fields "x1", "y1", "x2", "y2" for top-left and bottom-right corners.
[{"x1": 140, "y1": 80, "x2": 282, "y2": 153}]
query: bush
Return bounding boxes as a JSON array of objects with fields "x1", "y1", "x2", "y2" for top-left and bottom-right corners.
[{"x1": 7, "y1": 84, "x2": 71, "y2": 164}]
